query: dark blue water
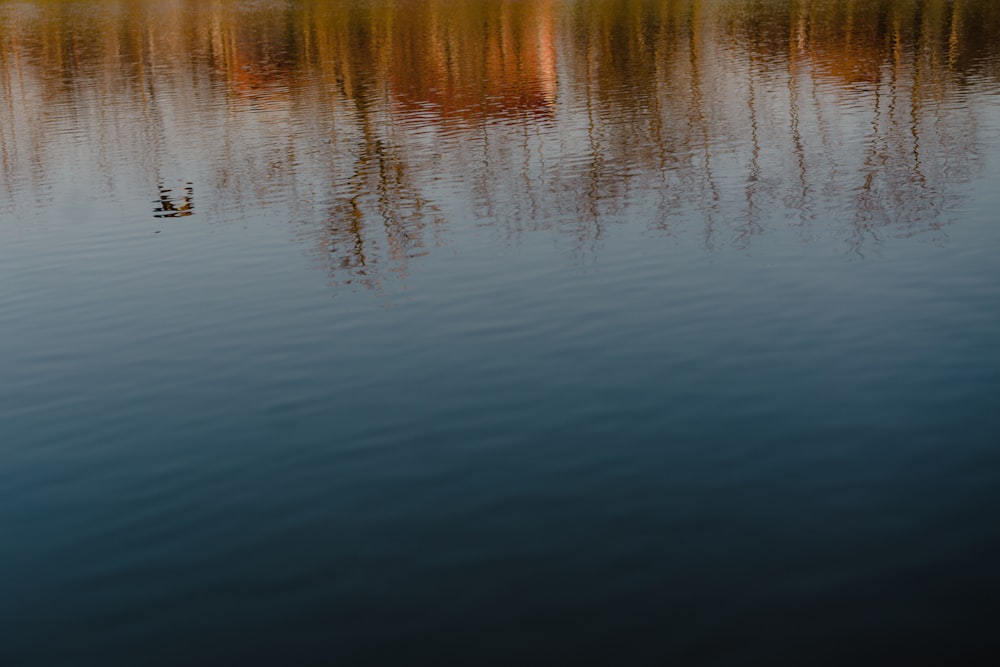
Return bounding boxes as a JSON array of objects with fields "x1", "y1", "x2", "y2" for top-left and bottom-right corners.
[{"x1": 3, "y1": 0, "x2": 1000, "y2": 663}]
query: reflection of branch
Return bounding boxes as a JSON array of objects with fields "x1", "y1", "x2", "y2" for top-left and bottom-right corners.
[
  {"x1": 0, "y1": 53, "x2": 18, "y2": 209},
  {"x1": 736, "y1": 50, "x2": 762, "y2": 249},
  {"x1": 948, "y1": 0, "x2": 963, "y2": 71},
  {"x1": 584, "y1": 48, "x2": 605, "y2": 242},
  {"x1": 851, "y1": 74, "x2": 887, "y2": 256},
  {"x1": 316, "y1": 91, "x2": 439, "y2": 288},
  {"x1": 687, "y1": 7, "x2": 719, "y2": 250},
  {"x1": 786, "y1": 22, "x2": 811, "y2": 228},
  {"x1": 909, "y1": 22, "x2": 927, "y2": 196}
]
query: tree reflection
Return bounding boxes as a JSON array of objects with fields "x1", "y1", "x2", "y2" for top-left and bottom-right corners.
[{"x1": 1, "y1": 0, "x2": 998, "y2": 283}]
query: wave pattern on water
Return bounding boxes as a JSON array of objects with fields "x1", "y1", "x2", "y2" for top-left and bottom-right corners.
[{"x1": 3, "y1": 3, "x2": 1000, "y2": 666}]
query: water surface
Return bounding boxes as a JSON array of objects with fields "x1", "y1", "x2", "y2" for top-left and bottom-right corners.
[{"x1": 3, "y1": 1, "x2": 1000, "y2": 664}]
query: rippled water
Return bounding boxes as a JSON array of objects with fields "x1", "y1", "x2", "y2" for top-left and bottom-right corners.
[{"x1": 3, "y1": 1, "x2": 1000, "y2": 664}]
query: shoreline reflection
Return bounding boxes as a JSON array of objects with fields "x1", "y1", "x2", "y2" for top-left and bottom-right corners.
[{"x1": 2, "y1": 0, "x2": 998, "y2": 282}]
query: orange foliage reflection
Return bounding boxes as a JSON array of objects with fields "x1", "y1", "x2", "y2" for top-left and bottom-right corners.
[{"x1": 2, "y1": 0, "x2": 999, "y2": 283}]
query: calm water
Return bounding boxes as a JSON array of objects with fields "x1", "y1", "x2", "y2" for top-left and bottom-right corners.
[{"x1": 3, "y1": 0, "x2": 1000, "y2": 663}]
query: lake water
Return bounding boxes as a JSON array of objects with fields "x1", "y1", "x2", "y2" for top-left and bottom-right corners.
[{"x1": 3, "y1": 0, "x2": 1000, "y2": 664}]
